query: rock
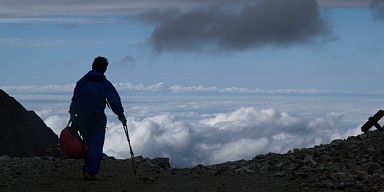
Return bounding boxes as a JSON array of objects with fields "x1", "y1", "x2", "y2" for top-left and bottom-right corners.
[
  {"x1": 0, "y1": 155, "x2": 11, "y2": 160},
  {"x1": 303, "y1": 154, "x2": 317, "y2": 165},
  {"x1": 273, "y1": 171, "x2": 286, "y2": 177},
  {"x1": 0, "y1": 89, "x2": 59, "y2": 158},
  {"x1": 134, "y1": 156, "x2": 171, "y2": 169},
  {"x1": 234, "y1": 166, "x2": 257, "y2": 174},
  {"x1": 363, "y1": 162, "x2": 382, "y2": 174},
  {"x1": 149, "y1": 157, "x2": 171, "y2": 169},
  {"x1": 237, "y1": 129, "x2": 384, "y2": 191}
]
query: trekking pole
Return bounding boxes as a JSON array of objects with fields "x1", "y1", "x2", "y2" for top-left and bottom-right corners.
[{"x1": 123, "y1": 124, "x2": 137, "y2": 175}]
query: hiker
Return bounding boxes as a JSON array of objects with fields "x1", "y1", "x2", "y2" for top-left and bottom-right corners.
[{"x1": 69, "y1": 56, "x2": 127, "y2": 180}]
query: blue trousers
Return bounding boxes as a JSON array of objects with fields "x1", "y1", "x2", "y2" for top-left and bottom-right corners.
[{"x1": 76, "y1": 114, "x2": 107, "y2": 176}]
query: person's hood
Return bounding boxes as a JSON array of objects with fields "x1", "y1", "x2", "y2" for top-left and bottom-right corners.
[{"x1": 83, "y1": 70, "x2": 106, "y2": 82}]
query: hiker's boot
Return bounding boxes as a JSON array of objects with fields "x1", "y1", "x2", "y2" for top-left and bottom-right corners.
[{"x1": 83, "y1": 172, "x2": 96, "y2": 180}]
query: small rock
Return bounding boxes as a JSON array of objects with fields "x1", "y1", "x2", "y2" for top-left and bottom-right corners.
[
  {"x1": 273, "y1": 171, "x2": 286, "y2": 177},
  {"x1": 0, "y1": 155, "x2": 11, "y2": 160}
]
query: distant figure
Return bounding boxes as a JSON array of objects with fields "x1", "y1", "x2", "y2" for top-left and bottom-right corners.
[{"x1": 69, "y1": 56, "x2": 127, "y2": 180}]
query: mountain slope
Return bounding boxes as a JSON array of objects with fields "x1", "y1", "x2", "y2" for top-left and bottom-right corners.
[{"x1": 0, "y1": 89, "x2": 59, "y2": 157}]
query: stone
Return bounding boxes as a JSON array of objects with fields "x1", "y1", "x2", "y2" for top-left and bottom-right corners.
[
  {"x1": 0, "y1": 89, "x2": 59, "y2": 157},
  {"x1": 149, "y1": 157, "x2": 171, "y2": 169},
  {"x1": 0, "y1": 155, "x2": 11, "y2": 160}
]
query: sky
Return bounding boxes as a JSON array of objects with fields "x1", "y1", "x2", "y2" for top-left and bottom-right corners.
[
  {"x1": 2, "y1": 0, "x2": 384, "y2": 167},
  {"x1": 0, "y1": 0, "x2": 384, "y2": 91}
]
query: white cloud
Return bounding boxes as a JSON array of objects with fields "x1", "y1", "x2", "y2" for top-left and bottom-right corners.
[
  {"x1": 35, "y1": 109, "x2": 52, "y2": 119},
  {"x1": 45, "y1": 104, "x2": 347, "y2": 167},
  {"x1": 209, "y1": 138, "x2": 269, "y2": 164},
  {"x1": 44, "y1": 115, "x2": 67, "y2": 135},
  {"x1": 329, "y1": 126, "x2": 362, "y2": 141},
  {"x1": 114, "y1": 82, "x2": 167, "y2": 92},
  {"x1": 199, "y1": 107, "x2": 300, "y2": 134},
  {"x1": 104, "y1": 106, "x2": 365, "y2": 167},
  {"x1": 2, "y1": 83, "x2": 340, "y2": 95},
  {"x1": 4, "y1": 83, "x2": 380, "y2": 167},
  {"x1": 308, "y1": 112, "x2": 343, "y2": 132},
  {"x1": 1, "y1": 84, "x2": 75, "y2": 93},
  {"x1": 169, "y1": 85, "x2": 218, "y2": 93}
]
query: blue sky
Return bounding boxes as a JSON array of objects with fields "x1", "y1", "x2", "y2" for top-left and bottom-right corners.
[
  {"x1": 1, "y1": 0, "x2": 384, "y2": 91},
  {"x1": 0, "y1": 0, "x2": 384, "y2": 91}
]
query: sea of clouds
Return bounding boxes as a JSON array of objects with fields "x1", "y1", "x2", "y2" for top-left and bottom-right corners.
[{"x1": 2, "y1": 82, "x2": 383, "y2": 168}]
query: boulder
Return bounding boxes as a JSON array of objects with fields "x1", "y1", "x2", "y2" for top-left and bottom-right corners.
[{"x1": 0, "y1": 89, "x2": 59, "y2": 157}]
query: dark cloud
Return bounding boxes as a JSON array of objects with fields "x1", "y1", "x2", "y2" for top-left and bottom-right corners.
[
  {"x1": 370, "y1": 0, "x2": 384, "y2": 20},
  {"x1": 317, "y1": 0, "x2": 370, "y2": 7},
  {"x1": 120, "y1": 55, "x2": 136, "y2": 72},
  {"x1": 148, "y1": 0, "x2": 332, "y2": 53}
]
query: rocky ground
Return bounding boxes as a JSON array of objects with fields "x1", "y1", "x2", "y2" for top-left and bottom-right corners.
[
  {"x1": 0, "y1": 156, "x2": 306, "y2": 192},
  {"x1": 2, "y1": 130, "x2": 384, "y2": 192}
]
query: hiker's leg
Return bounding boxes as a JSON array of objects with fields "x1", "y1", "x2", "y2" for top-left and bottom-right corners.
[
  {"x1": 84, "y1": 130, "x2": 105, "y2": 175},
  {"x1": 83, "y1": 115, "x2": 106, "y2": 176}
]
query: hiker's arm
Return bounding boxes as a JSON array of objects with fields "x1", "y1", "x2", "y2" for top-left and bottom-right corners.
[
  {"x1": 105, "y1": 82, "x2": 124, "y2": 116},
  {"x1": 69, "y1": 82, "x2": 81, "y2": 115}
]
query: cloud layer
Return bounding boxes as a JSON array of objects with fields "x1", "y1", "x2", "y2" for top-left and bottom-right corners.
[
  {"x1": 74, "y1": 106, "x2": 361, "y2": 167},
  {"x1": 3, "y1": 83, "x2": 375, "y2": 168}
]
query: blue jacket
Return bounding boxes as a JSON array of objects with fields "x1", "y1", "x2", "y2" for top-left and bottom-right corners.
[{"x1": 70, "y1": 70, "x2": 124, "y2": 117}]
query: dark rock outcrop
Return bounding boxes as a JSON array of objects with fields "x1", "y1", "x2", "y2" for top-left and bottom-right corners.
[
  {"x1": 200, "y1": 130, "x2": 384, "y2": 191},
  {"x1": 0, "y1": 89, "x2": 59, "y2": 157}
]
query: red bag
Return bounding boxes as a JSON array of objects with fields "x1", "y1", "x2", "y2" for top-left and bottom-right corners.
[{"x1": 59, "y1": 126, "x2": 88, "y2": 159}]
